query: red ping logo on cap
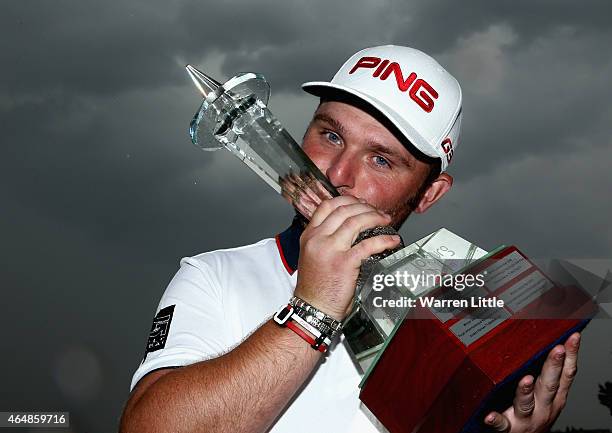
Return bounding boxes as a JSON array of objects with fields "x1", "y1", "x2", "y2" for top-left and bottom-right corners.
[{"x1": 349, "y1": 56, "x2": 439, "y2": 113}]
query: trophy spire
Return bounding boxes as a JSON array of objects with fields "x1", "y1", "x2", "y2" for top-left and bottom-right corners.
[
  {"x1": 185, "y1": 64, "x2": 221, "y2": 98},
  {"x1": 187, "y1": 68, "x2": 342, "y2": 209}
]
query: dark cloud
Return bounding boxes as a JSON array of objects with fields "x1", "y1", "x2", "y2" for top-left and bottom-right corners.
[
  {"x1": 1, "y1": 0, "x2": 185, "y2": 96},
  {"x1": 445, "y1": 26, "x2": 612, "y2": 179},
  {"x1": 390, "y1": 0, "x2": 612, "y2": 53}
]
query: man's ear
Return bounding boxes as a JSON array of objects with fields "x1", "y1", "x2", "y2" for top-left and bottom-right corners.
[{"x1": 414, "y1": 173, "x2": 453, "y2": 214}]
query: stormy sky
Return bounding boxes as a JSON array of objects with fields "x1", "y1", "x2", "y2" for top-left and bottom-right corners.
[{"x1": 1, "y1": 1, "x2": 611, "y2": 431}]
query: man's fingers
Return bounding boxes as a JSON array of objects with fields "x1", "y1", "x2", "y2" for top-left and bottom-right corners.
[
  {"x1": 332, "y1": 210, "x2": 391, "y2": 245},
  {"x1": 513, "y1": 375, "x2": 535, "y2": 418},
  {"x1": 308, "y1": 196, "x2": 362, "y2": 228},
  {"x1": 484, "y1": 412, "x2": 511, "y2": 432},
  {"x1": 318, "y1": 204, "x2": 384, "y2": 237},
  {"x1": 555, "y1": 333, "x2": 581, "y2": 408},
  {"x1": 282, "y1": 187, "x2": 318, "y2": 220},
  {"x1": 349, "y1": 234, "x2": 401, "y2": 263},
  {"x1": 535, "y1": 345, "x2": 565, "y2": 407}
]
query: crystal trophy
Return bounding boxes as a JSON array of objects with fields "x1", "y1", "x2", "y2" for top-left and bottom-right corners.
[
  {"x1": 187, "y1": 65, "x2": 339, "y2": 219},
  {"x1": 186, "y1": 64, "x2": 402, "y2": 315}
]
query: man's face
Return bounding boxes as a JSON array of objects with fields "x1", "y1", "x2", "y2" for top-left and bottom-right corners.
[{"x1": 301, "y1": 100, "x2": 435, "y2": 228}]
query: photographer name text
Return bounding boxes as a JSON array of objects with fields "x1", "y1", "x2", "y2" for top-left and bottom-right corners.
[{"x1": 372, "y1": 296, "x2": 505, "y2": 309}]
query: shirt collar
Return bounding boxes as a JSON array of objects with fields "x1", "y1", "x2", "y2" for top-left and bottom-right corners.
[{"x1": 274, "y1": 214, "x2": 306, "y2": 275}]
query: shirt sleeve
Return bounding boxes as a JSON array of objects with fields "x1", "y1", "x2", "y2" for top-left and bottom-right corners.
[{"x1": 130, "y1": 256, "x2": 230, "y2": 391}]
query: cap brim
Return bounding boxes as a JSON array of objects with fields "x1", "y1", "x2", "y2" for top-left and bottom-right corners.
[{"x1": 301, "y1": 81, "x2": 440, "y2": 161}]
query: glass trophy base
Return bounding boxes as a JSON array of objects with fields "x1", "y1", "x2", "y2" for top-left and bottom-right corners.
[{"x1": 343, "y1": 228, "x2": 489, "y2": 374}]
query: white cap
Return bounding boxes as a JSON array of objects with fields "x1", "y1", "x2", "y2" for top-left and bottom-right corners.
[{"x1": 302, "y1": 45, "x2": 462, "y2": 172}]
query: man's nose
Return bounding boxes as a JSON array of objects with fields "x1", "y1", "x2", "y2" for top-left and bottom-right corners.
[{"x1": 325, "y1": 150, "x2": 356, "y2": 191}]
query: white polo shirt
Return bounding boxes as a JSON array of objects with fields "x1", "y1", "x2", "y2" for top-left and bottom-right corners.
[{"x1": 131, "y1": 218, "x2": 382, "y2": 433}]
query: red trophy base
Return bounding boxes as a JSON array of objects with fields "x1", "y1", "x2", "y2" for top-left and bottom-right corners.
[{"x1": 359, "y1": 246, "x2": 595, "y2": 433}]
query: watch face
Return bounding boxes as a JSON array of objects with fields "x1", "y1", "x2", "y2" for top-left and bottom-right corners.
[{"x1": 274, "y1": 305, "x2": 293, "y2": 325}]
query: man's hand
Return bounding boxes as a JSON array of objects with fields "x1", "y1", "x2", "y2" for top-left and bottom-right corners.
[
  {"x1": 294, "y1": 195, "x2": 401, "y2": 321},
  {"x1": 484, "y1": 332, "x2": 581, "y2": 432}
]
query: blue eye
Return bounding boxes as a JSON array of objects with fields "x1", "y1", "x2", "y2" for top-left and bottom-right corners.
[
  {"x1": 373, "y1": 155, "x2": 390, "y2": 167},
  {"x1": 326, "y1": 132, "x2": 341, "y2": 144}
]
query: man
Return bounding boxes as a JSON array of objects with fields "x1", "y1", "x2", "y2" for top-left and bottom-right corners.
[{"x1": 120, "y1": 45, "x2": 581, "y2": 433}]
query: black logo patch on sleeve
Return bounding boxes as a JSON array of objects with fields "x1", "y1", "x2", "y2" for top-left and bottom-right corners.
[{"x1": 142, "y1": 305, "x2": 175, "y2": 361}]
